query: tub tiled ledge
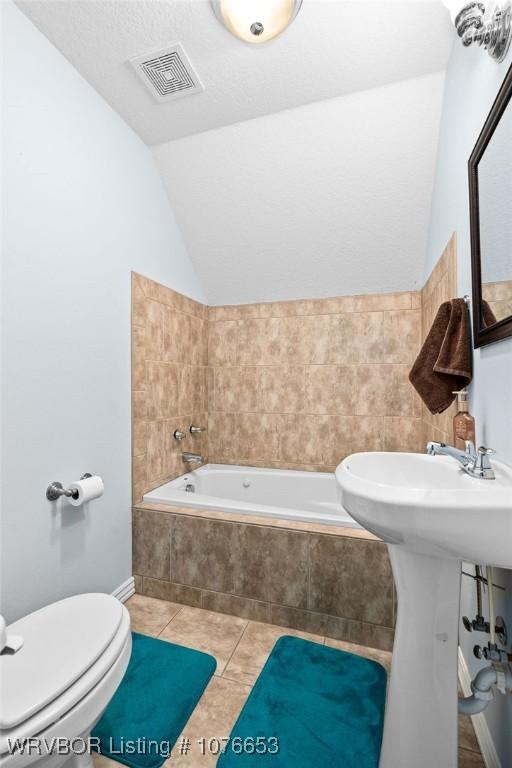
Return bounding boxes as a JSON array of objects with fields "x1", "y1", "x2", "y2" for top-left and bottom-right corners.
[
  {"x1": 132, "y1": 501, "x2": 395, "y2": 652},
  {"x1": 133, "y1": 500, "x2": 380, "y2": 540}
]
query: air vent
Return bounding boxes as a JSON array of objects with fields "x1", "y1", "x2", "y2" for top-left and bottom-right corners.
[{"x1": 130, "y1": 43, "x2": 204, "y2": 103}]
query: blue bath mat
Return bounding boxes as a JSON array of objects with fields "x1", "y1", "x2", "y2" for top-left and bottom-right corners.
[
  {"x1": 217, "y1": 636, "x2": 387, "y2": 768},
  {"x1": 92, "y1": 631, "x2": 216, "y2": 768}
]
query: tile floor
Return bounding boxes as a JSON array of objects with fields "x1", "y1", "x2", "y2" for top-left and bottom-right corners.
[{"x1": 93, "y1": 594, "x2": 485, "y2": 768}]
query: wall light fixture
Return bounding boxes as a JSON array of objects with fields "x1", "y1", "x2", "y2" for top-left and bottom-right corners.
[
  {"x1": 443, "y1": 1, "x2": 512, "y2": 61},
  {"x1": 211, "y1": 0, "x2": 303, "y2": 44}
]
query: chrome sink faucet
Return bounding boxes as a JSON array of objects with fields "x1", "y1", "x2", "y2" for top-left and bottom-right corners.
[
  {"x1": 181, "y1": 452, "x2": 204, "y2": 465},
  {"x1": 426, "y1": 441, "x2": 496, "y2": 480}
]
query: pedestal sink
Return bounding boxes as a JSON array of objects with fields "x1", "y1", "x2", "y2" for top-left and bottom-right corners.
[{"x1": 335, "y1": 452, "x2": 512, "y2": 768}]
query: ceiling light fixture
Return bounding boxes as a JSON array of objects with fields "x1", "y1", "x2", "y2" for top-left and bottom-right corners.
[
  {"x1": 442, "y1": 1, "x2": 512, "y2": 61},
  {"x1": 211, "y1": 0, "x2": 302, "y2": 44}
]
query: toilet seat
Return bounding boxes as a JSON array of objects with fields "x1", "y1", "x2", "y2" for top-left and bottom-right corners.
[{"x1": 0, "y1": 594, "x2": 131, "y2": 761}]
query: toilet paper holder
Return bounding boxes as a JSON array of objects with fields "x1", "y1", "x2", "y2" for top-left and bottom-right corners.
[{"x1": 46, "y1": 473, "x2": 93, "y2": 501}]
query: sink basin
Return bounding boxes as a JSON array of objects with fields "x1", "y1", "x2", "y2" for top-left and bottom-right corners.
[
  {"x1": 336, "y1": 452, "x2": 512, "y2": 567},
  {"x1": 335, "y1": 451, "x2": 512, "y2": 768}
]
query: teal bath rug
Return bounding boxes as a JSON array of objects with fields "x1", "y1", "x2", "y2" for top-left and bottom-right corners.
[
  {"x1": 92, "y1": 631, "x2": 216, "y2": 768},
  {"x1": 217, "y1": 636, "x2": 387, "y2": 768}
]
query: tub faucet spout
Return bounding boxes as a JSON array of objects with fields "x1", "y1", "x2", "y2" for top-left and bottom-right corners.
[{"x1": 182, "y1": 452, "x2": 204, "y2": 465}]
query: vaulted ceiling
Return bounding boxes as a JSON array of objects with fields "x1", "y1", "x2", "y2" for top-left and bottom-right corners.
[{"x1": 17, "y1": 0, "x2": 454, "y2": 304}]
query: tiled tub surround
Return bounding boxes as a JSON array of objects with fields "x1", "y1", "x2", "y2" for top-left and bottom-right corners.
[
  {"x1": 132, "y1": 273, "x2": 209, "y2": 503},
  {"x1": 133, "y1": 503, "x2": 395, "y2": 651},
  {"x1": 420, "y1": 234, "x2": 458, "y2": 446},
  {"x1": 208, "y1": 291, "x2": 423, "y2": 469},
  {"x1": 132, "y1": 274, "x2": 424, "y2": 501}
]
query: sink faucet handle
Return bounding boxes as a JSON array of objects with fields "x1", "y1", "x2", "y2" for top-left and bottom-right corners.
[{"x1": 469, "y1": 446, "x2": 496, "y2": 479}]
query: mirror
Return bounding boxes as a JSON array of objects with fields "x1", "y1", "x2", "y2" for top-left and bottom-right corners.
[{"x1": 469, "y1": 63, "x2": 512, "y2": 348}]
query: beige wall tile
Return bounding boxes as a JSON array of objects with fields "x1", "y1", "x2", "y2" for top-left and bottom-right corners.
[
  {"x1": 207, "y1": 412, "x2": 238, "y2": 459},
  {"x1": 259, "y1": 365, "x2": 305, "y2": 413},
  {"x1": 380, "y1": 310, "x2": 421, "y2": 364},
  {"x1": 133, "y1": 390, "x2": 147, "y2": 421},
  {"x1": 237, "y1": 413, "x2": 281, "y2": 461},
  {"x1": 215, "y1": 367, "x2": 260, "y2": 413},
  {"x1": 133, "y1": 419, "x2": 147, "y2": 457},
  {"x1": 237, "y1": 318, "x2": 280, "y2": 365},
  {"x1": 179, "y1": 365, "x2": 207, "y2": 414},
  {"x1": 132, "y1": 326, "x2": 146, "y2": 391},
  {"x1": 325, "y1": 416, "x2": 383, "y2": 465},
  {"x1": 280, "y1": 414, "x2": 329, "y2": 465},
  {"x1": 147, "y1": 362, "x2": 180, "y2": 420},
  {"x1": 131, "y1": 274, "x2": 147, "y2": 328},
  {"x1": 328, "y1": 312, "x2": 384, "y2": 364},
  {"x1": 280, "y1": 315, "x2": 330, "y2": 364},
  {"x1": 383, "y1": 417, "x2": 424, "y2": 453},
  {"x1": 208, "y1": 320, "x2": 238, "y2": 366},
  {"x1": 353, "y1": 364, "x2": 420, "y2": 417},
  {"x1": 145, "y1": 299, "x2": 164, "y2": 360},
  {"x1": 305, "y1": 365, "x2": 355, "y2": 415},
  {"x1": 147, "y1": 420, "x2": 165, "y2": 482},
  {"x1": 163, "y1": 309, "x2": 190, "y2": 363}
]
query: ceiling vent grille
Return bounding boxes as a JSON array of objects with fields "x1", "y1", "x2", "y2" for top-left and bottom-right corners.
[{"x1": 130, "y1": 44, "x2": 203, "y2": 103}]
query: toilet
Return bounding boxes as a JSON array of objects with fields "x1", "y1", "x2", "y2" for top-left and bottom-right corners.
[{"x1": 0, "y1": 594, "x2": 132, "y2": 768}]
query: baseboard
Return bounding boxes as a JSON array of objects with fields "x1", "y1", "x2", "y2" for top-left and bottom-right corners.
[
  {"x1": 112, "y1": 576, "x2": 135, "y2": 603},
  {"x1": 458, "y1": 647, "x2": 502, "y2": 768}
]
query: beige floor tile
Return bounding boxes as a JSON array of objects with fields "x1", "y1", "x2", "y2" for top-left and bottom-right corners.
[
  {"x1": 458, "y1": 747, "x2": 485, "y2": 767},
  {"x1": 458, "y1": 714, "x2": 480, "y2": 753},
  {"x1": 165, "y1": 677, "x2": 251, "y2": 768},
  {"x1": 222, "y1": 620, "x2": 324, "y2": 686},
  {"x1": 159, "y1": 606, "x2": 247, "y2": 674},
  {"x1": 126, "y1": 594, "x2": 182, "y2": 636},
  {"x1": 324, "y1": 637, "x2": 392, "y2": 673}
]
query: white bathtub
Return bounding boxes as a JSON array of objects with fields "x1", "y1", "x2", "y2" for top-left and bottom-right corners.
[{"x1": 143, "y1": 463, "x2": 360, "y2": 528}]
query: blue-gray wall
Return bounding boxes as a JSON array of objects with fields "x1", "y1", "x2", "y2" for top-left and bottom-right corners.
[
  {"x1": 1, "y1": 1, "x2": 205, "y2": 623},
  {"x1": 426, "y1": 35, "x2": 512, "y2": 764}
]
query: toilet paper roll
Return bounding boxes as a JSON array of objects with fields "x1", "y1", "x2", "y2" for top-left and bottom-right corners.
[{"x1": 68, "y1": 475, "x2": 104, "y2": 507}]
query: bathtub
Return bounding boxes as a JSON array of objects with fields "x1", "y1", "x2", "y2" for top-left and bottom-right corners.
[{"x1": 143, "y1": 463, "x2": 361, "y2": 528}]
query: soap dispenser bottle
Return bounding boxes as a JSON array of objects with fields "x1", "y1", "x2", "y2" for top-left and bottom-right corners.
[{"x1": 453, "y1": 390, "x2": 476, "y2": 450}]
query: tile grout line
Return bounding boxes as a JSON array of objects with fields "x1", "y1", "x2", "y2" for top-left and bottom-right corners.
[
  {"x1": 157, "y1": 604, "x2": 185, "y2": 637},
  {"x1": 220, "y1": 619, "x2": 252, "y2": 678}
]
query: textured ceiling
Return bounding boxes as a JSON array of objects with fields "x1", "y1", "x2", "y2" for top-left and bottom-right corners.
[
  {"x1": 153, "y1": 71, "x2": 445, "y2": 305},
  {"x1": 16, "y1": 0, "x2": 452, "y2": 145},
  {"x1": 16, "y1": 0, "x2": 453, "y2": 304}
]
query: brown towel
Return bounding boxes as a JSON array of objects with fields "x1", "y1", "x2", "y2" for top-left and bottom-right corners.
[{"x1": 409, "y1": 298, "x2": 472, "y2": 414}]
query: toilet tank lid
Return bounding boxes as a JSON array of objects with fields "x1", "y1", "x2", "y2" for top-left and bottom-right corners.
[{"x1": 0, "y1": 593, "x2": 123, "y2": 729}]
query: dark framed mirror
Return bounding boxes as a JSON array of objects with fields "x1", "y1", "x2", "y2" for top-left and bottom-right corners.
[{"x1": 469, "y1": 63, "x2": 512, "y2": 348}]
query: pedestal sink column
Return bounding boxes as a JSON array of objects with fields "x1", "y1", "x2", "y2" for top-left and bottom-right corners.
[{"x1": 379, "y1": 546, "x2": 462, "y2": 768}]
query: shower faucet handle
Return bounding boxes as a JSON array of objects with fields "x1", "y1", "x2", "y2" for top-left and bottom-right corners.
[
  {"x1": 173, "y1": 430, "x2": 186, "y2": 441},
  {"x1": 190, "y1": 424, "x2": 206, "y2": 434}
]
